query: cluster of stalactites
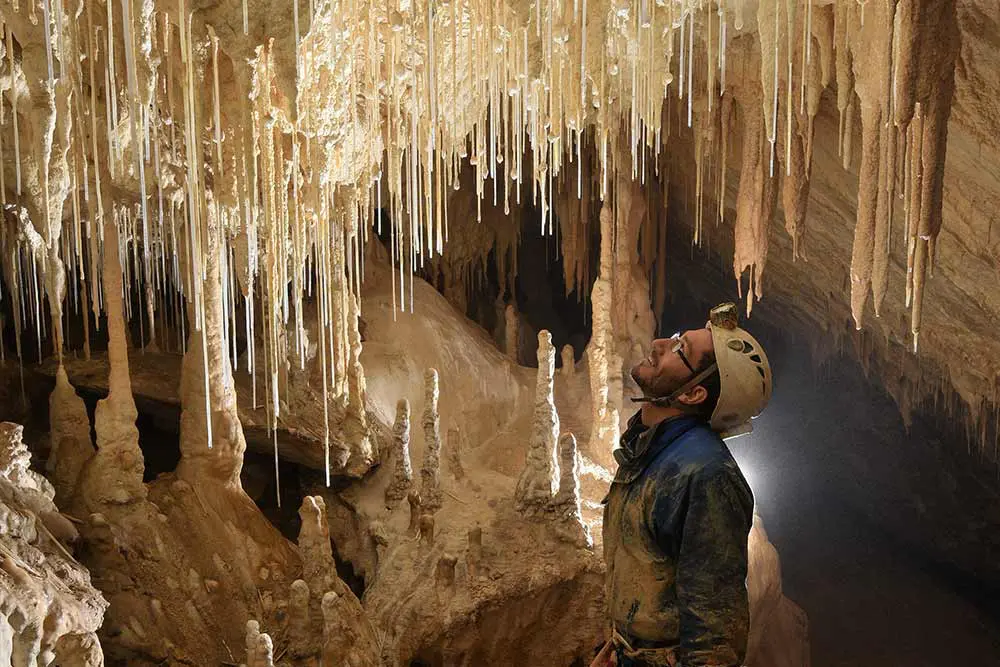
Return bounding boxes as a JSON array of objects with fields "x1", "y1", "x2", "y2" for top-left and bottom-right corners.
[
  {"x1": 839, "y1": 0, "x2": 959, "y2": 351},
  {"x1": 0, "y1": 0, "x2": 379, "y2": 487},
  {"x1": 0, "y1": 0, "x2": 760, "y2": 343},
  {"x1": 0, "y1": 0, "x2": 962, "y2": 501}
]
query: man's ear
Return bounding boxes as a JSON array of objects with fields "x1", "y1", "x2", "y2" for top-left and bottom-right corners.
[{"x1": 676, "y1": 385, "x2": 708, "y2": 406}]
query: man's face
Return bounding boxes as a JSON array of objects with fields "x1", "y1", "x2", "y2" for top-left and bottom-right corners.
[{"x1": 631, "y1": 327, "x2": 714, "y2": 398}]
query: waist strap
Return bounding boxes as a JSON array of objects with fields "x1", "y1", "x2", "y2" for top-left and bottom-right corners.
[{"x1": 612, "y1": 628, "x2": 678, "y2": 667}]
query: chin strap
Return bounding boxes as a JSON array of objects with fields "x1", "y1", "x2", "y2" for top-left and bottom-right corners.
[{"x1": 630, "y1": 363, "x2": 719, "y2": 408}]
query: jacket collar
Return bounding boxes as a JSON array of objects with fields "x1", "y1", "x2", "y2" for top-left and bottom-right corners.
[{"x1": 609, "y1": 412, "x2": 704, "y2": 487}]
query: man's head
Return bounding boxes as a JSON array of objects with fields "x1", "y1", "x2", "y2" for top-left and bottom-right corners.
[
  {"x1": 631, "y1": 303, "x2": 773, "y2": 435},
  {"x1": 630, "y1": 327, "x2": 721, "y2": 419}
]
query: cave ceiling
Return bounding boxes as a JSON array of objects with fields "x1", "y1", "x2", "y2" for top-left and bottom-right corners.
[{"x1": 0, "y1": 0, "x2": 996, "y2": 459}]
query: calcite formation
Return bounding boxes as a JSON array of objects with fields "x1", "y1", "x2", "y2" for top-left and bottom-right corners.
[
  {"x1": 240, "y1": 495, "x2": 379, "y2": 665},
  {"x1": 420, "y1": 368, "x2": 444, "y2": 511},
  {"x1": 385, "y1": 398, "x2": 413, "y2": 506},
  {"x1": 515, "y1": 330, "x2": 561, "y2": 513},
  {"x1": 0, "y1": 0, "x2": 991, "y2": 663},
  {"x1": 0, "y1": 0, "x2": 980, "y2": 474},
  {"x1": 0, "y1": 422, "x2": 106, "y2": 666}
]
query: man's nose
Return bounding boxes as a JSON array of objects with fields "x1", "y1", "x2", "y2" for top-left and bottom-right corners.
[{"x1": 650, "y1": 338, "x2": 671, "y2": 353}]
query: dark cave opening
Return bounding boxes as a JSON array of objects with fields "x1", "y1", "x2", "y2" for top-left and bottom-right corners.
[{"x1": 510, "y1": 211, "x2": 592, "y2": 368}]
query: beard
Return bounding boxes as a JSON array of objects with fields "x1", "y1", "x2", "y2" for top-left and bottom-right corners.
[
  {"x1": 630, "y1": 362, "x2": 646, "y2": 389},
  {"x1": 631, "y1": 361, "x2": 682, "y2": 398}
]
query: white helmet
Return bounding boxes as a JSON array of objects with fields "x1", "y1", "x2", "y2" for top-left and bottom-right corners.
[
  {"x1": 706, "y1": 303, "x2": 772, "y2": 439},
  {"x1": 632, "y1": 303, "x2": 772, "y2": 438}
]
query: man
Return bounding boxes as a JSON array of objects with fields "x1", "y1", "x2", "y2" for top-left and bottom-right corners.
[{"x1": 595, "y1": 303, "x2": 772, "y2": 667}]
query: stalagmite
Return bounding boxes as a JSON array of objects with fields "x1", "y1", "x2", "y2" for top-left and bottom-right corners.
[
  {"x1": 0, "y1": 423, "x2": 107, "y2": 666},
  {"x1": 76, "y1": 217, "x2": 146, "y2": 510},
  {"x1": 504, "y1": 303, "x2": 519, "y2": 363},
  {"x1": 246, "y1": 629, "x2": 275, "y2": 667},
  {"x1": 420, "y1": 368, "x2": 443, "y2": 511},
  {"x1": 297, "y1": 495, "x2": 336, "y2": 593},
  {"x1": 561, "y1": 344, "x2": 575, "y2": 375},
  {"x1": 435, "y1": 553, "x2": 457, "y2": 588},
  {"x1": 552, "y1": 432, "x2": 582, "y2": 512},
  {"x1": 515, "y1": 330, "x2": 560, "y2": 514},
  {"x1": 587, "y1": 203, "x2": 615, "y2": 468},
  {"x1": 287, "y1": 579, "x2": 311, "y2": 658},
  {"x1": 551, "y1": 432, "x2": 591, "y2": 547},
  {"x1": 176, "y1": 190, "x2": 248, "y2": 487},
  {"x1": 46, "y1": 367, "x2": 94, "y2": 504},
  {"x1": 419, "y1": 512, "x2": 435, "y2": 548},
  {"x1": 446, "y1": 426, "x2": 466, "y2": 481},
  {"x1": 407, "y1": 490, "x2": 422, "y2": 535},
  {"x1": 385, "y1": 399, "x2": 413, "y2": 505},
  {"x1": 320, "y1": 592, "x2": 352, "y2": 666}
]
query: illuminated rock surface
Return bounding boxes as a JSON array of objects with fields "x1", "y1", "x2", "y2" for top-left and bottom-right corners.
[{"x1": 0, "y1": 0, "x2": 996, "y2": 664}]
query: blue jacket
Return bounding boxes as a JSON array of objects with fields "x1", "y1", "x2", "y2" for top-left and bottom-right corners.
[{"x1": 602, "y1": 412, "x2": 754, "y2": 666}]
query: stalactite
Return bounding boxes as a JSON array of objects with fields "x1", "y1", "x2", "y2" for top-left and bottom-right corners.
[
  {"x1": 834, "y1": 0, "x2": 855, "y2": 166},
  {"x1": 0, "y1": 0, "x2": 973, "y2": 524},
  {"x1": 893, "y1": 0, "x2": 959, "y2": 351},
  {"x1": 848, "y1": 0, "x2": 895, "y2": 329},
  {"x1": 733, "y1": 98, "x2": 777, "y2": 317},
  {"x1": 780, "y1": 109, "x2": 809, "y2": 261}
]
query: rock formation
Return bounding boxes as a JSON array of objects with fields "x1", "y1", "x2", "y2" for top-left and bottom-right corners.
[
  {"x1": 385, "y1": 399, "x2": 413, "y2": 506},
  {"x1": 515, "y1": 330, "x2": 561, "y2": 513},
  {"x1": 420, "y1": 369, "x2": 443, "y2": 511},
  {"x1": 46, "y1": 367, "x2": 94, "y2": 504},
  {"x1": 504, "y1": 303, "x2": 520, "y2": 363},
  {"x1": 0, "y1": 422, "x2": 107, "y2": 665},
  {"x1": 446, "y1": 426, "x2": 466, "y2": 482},
  {"x1": 561, "y1": 344, "x2": 576, "y2": 376},
  {"x1": 6, "y1": 0, "x2": 993, "y2": 663},
  {"x1": 551, "y1": 432, "x2": 592, "y2": 548}
]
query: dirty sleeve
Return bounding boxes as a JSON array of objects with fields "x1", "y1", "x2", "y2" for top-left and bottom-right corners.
[{"x1": 673, "y1": 466, "x2": 754, "y2": 666}]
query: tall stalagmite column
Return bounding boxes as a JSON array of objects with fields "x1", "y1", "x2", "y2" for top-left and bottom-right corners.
[
  {"x1": 420, "y1": 369, "x2": 443, "y2": 511},
  {"x1": 176, "y1": 192, "x2": 247, "y2": 488},
  {"x1": 78, "y1": 216, "x2": 146, "y2": 509},
  {"x1": 587, "y1": 203, "x2": 616, "y2": 469},
  {"x1": 515, "y1": 330, "x2": 560, "y2": 513},
  {"x1": 385, "y1": 399, "x2": 412, "y2": 505}
]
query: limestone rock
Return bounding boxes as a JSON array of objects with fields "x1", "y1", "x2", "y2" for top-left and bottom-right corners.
[
  {"x1": 385, "y1": 399, "x2": 413, "y2": 506},
  {"x1": 515, "y1": 331, "x2": 560, "y2": 514},
  {"x1": 419, "y1": 369, "x2": 443, "y2": 511},
  {"x1": 0, "y1": 422, "x2": 107, "y2": 666},
  {"x1": 46, "y1": 367, "x2": 94, "y2": 505}
]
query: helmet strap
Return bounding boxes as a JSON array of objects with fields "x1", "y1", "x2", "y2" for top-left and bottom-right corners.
[{"x1": 630, "y1": 363, "x2": 719, "y2": 409}]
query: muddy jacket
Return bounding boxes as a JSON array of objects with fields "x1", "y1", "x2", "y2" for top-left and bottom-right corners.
[{"x1": 602, "y1": 413, "x2": 754, "y2": 667}]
